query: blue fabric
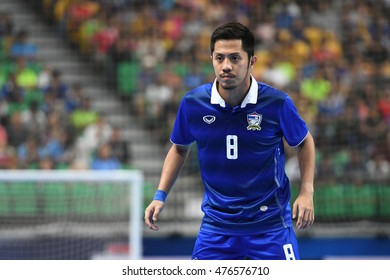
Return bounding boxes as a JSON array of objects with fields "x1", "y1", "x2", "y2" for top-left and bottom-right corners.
[
  {"x1": 192, "y1": 226, "x2": 300, "y2": 260},
  {"x1": 153, "y1": 190, "x2": 168, "y2": 202},
  {"x1": 10, "y1": 43, "x2": 37, "y2": 58},
  {"x1": 90, "y1": 158, "x2": 121, "y2": 170},
  {"x1": 38, "y1": 139, "x2": 64, "y2": 161},
  {"x1": 171, "y1": 79, "x2": 308, "y2": 236}
]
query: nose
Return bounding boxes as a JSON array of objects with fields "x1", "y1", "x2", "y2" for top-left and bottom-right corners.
[{"x1": 222, "y1": 58, "x2": 232, "y2": 72}]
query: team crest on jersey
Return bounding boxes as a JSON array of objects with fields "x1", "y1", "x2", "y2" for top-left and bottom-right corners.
[{"x1": 247, "y1": 112, "x2": 262, "y2": 131}]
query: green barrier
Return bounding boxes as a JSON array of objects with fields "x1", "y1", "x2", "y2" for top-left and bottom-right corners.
[
  {"x1": 315, "y1": 185, "x2": 348, "y2": 221},
  {"x1": 378, "y1": 186, "x2": 390, "y2": 220},
  {"x1": 42, "y1": 183, "x2": 69, "y2": 216},
  {"x1": 344, "y1": 185, "x2": 377, "y2": 220},
  {"x1": 70, "y1": 183, "x2": 99, "y2": 217},
  {"x1": 8, "y1": 183, "x2": 38, "y2": 216},
  {"x1": 0, "y1": 183, "x2": 10, "y2": 215},
  {"x1": 98, "y1": 183, "x2": 128, "y2": 217}
]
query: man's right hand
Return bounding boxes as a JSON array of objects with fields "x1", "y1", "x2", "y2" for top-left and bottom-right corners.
[{"x1": 144, "y1": 200, "x2": 165, "y2": 231}]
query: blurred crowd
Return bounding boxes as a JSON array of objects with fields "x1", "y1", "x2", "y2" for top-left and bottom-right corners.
[
  {"x1": 0, "y1": 4, "x2": 131, "y2": 170},
  {"x1": 1, "y1": 0, "x2": 390, "y2": 185}
]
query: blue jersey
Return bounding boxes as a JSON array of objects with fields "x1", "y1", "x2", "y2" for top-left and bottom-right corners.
[{"x1": 171, "y1": 76, "x2": 308, "y2": 235}]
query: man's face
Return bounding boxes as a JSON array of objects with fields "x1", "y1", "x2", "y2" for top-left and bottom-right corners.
[{"x1": 211, "y1": 39, "x2": 253, "y2": 93}]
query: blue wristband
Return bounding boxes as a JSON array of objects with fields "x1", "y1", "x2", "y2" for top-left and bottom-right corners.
[{"x1": 153, "y1": 190, "x2": 168, "y2": 202}]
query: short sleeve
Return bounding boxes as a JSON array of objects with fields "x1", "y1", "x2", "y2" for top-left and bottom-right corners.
[
  {"x1": 280, "y1": 95, "x2": 309, "y2": 147},
  {"x1": 170, "y1": 97, "x2": 195, "y2": 145}
]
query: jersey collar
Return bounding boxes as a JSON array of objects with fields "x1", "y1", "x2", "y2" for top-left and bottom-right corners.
[{"x1": 211, "y1": 75, "x2": 258, "y2": 108}]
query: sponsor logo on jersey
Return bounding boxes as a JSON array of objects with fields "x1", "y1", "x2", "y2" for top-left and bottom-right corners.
[
  {"x1": 203, "y1": 115, "x2": 216, "y2": 124},
  {"x1": 247, "y1": 112, "x2": 262, "y2": 131}
]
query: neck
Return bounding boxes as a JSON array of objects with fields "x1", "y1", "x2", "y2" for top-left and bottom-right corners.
[{"x1": 218, "y1": 76, "x2": 252, "y2": 108}]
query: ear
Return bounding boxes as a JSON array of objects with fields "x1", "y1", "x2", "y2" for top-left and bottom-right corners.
[{"x1": 250, "y1": 56, "x2": 257, "y2": 68}]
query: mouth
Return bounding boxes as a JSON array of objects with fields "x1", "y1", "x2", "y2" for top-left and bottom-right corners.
[{"x1": 220, "y1": 74, "x2": 235, "y2": 80}]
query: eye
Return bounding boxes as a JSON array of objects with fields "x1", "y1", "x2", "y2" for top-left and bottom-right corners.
[
  {"x1": 215, "y1": 55, "x2": 224, "y2": 62},
  {"x1": 230, "y1": 55, "x2": 241, "y2": 62}
]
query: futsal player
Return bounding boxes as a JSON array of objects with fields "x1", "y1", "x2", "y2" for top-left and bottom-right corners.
[{"x1": 144, "y1": 22, "x2": 315, "y2": 260}]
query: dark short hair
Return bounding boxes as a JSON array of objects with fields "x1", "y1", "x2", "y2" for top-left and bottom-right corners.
[{"x1": 210, "y1": 22, "x2": 255, "y2": 58}]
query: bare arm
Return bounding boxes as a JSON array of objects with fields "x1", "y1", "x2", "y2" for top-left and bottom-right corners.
[
  {"x1": 144, "y1": 143, "x2": 191, "y2": 231},
  {"x1": 292, "y1": 132, "x2": 315, "y2": 230}
]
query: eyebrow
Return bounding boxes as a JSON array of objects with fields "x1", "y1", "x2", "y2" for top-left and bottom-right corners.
[{"x1": 213, "y1": 52, "x2": 242, "y2": 56}]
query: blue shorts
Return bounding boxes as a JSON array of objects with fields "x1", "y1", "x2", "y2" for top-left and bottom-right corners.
[{"x1": 191, "y1": 227, "x2": 300, "y2": 260}]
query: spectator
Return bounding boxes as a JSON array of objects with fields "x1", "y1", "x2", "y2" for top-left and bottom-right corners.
[
  {"x1": 317, "y1": 81, "x2": 346, "y2": 118},
  {"x1": 36, "y1": 65, "x2": 52, "y2": 90},
  {"x1": 274, "y1": 4, "x2": 295, "y2": 29},
  {"x1": 38, "y1": 127, "x2": 66, "y2": 165},
  {"x1": 17, "y1": 136, "x2": 40, "y2": 169},
  {"x1": 1, "y1": 72, "x2": 25, "y2": 116},
  {"x1": 300, "y1": 67, "x2": 332, "y2": 104},
  {"x1": 342, "y1": 149, "x2": 367, "y2": 186},
  {"x1": 143, "y1": 72, "x2": 174, "y2": 129},
  {"x1": 20, "y1": 101, "x2": 47, "y2": 142},
  {"x1": 377, "y1": 87, "x2": 390, "y2": 125},
  {"x1": 74, "y1": 114, "x2": 112, "y2": 166},
  {"x1": 364, "y1": 38, "x2": 389, "y2": 66},
  {"x1": 14, "y1": 57, "x2": 38, "y2": 91},
  {"x1": 366, "y1": 152, "x2": 390, "y2": 184},
  {"x1": 254, "y1": 15, "x2": 277, "y2": 48},
  {"x1": 316, "y1": 152, "x2": 338, "y2": 185},
  {"x1": 46, "y1": 109, "x2": 75, "y2": 149},
  {"x1": 183, "y1": 62, "x2": 205, "y2": 91},
  {"x1": 136, "y1": 32, "x2": 166, "y2": 69},
  {"x1": 43, "y1": 69, "x2": 68, "y2": 99},
  {"x1": 359, "y1": 104, "x2": 388, "y2": 153},
  {"x1": 41, "y1": 89, "x2": 63, "y2": 115},
  {"x1": 9, "y1": 29, "x2": 37, "y2": 61},
  {"x1": 90, "y1": 143, "x2": 121, "y2": 170},
  {"x1": 308, "y1": 2, "x2": 341, "y2": 37},
  {"x1": 6, "y1": 111, "x2": 28, "y2": 148},
  {"x1": 0, "y1": 11, "x2": 14, "y2": 39},
  {"x1": 65, "y1": 82, "x2": 85, "y2": 113},
  {"x1": 90, "y1": 14, "x2": 120, "y2": 61},
  {"x1": 70, "y1": 96, "x2": 99, "y2": 133},
  {"x1": 261, "y1": 58, "x2": 295, "y2": 89},
  {"x1": 108, "y1": 126, "x2": 131, "y2": 166},
  {"x1": 0, "y1": 123, "x2": 15, "y2": 169},
  {"x1": 78, "y1": 12, "x2": 105, "y2": 55},
  {"x1": 65, "y1": 0, "x2": 101, "y2": 39},
  {"x1": 336, "y1": 102, "x2": 361, "y2": 149}
]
